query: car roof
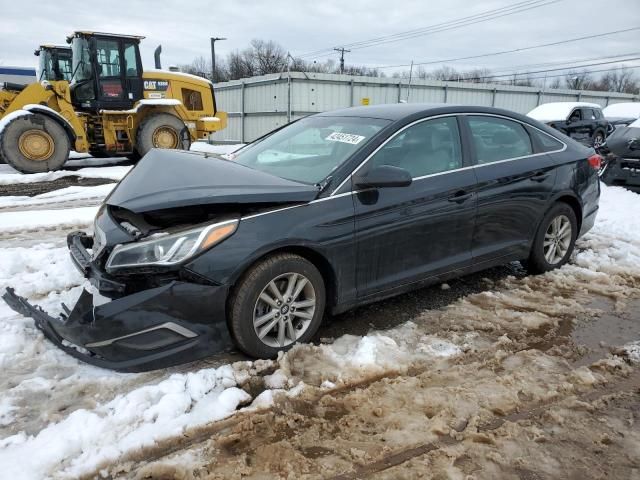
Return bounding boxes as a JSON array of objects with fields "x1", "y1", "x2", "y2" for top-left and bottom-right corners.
[{"x1": 315, "y1": 103, "x2": 527, "y2": 121}]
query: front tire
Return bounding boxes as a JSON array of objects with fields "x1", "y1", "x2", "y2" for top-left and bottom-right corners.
[
  {"x1": 0, "y1": 113, "x2": 70, "y2": 173},
  {"x1": 134, "y1": 113, "x2": 190, "y2": 157},
  {"x1": 592, "y1": 130, "x2": 606, "y2": 150},
  {"x1": 229, "y1": 253, "x2": 326, "y2": 358},
  {"x1": 526, "y1": 203, "x2": 578, "y2": 274}
]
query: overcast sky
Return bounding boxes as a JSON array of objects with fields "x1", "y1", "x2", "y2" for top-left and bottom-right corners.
[{"x1": 1, "y1": 0, "x2": 639, "y2": 77}]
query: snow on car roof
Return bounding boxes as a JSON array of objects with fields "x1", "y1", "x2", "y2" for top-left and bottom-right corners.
[
  {"x1": 603, "y1": 102, "x2": 640, "y2": 119},
  {"x1": 527, "y1": 102, "x2": 602, "y2": 122}
]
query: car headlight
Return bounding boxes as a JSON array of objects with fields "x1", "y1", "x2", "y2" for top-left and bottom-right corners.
[{"x1": 105, "y1": 219, "x2": 238, "y2": 272}]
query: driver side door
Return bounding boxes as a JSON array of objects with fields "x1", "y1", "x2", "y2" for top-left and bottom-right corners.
[{"x1": 353, "y1": 115, "x2": 477, "y2": 298}]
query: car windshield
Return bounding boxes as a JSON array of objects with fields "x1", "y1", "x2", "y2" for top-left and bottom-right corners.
[{"x1": 232, "y1": 116, "x2": 391, "y2": 184}]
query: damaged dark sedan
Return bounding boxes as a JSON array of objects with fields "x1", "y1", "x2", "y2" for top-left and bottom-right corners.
[{"x1": 3, "y1": 104, "x2": 600, "y2": 371}]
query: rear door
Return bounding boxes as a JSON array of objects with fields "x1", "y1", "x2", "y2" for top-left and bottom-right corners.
[
  {"x1": 464, "y1": 114, "x2": 558, "y2": 264},
  {"x1": 353, "y1": 115, "x2": 477, "y2": 297}
]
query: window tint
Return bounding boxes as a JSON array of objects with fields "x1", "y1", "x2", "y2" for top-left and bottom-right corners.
[
  {"x1": 370, "y1": 117, "x2": 462, "y2": 178},
  {"x1": 468, "y1": 116, "x2": 533, "y2": 164},
  {"x1": 568, "y1": 109, "x2": 582, "y2": 122},
  {"x1": 123, "y1": 43, "x2": 139, "y2": 77},
  {"x1": 96, "y1": 39, "x2": 121, "y2": 77},
  {"x1": 529, "y1": 128, "x2": 565, "y2": 153}
]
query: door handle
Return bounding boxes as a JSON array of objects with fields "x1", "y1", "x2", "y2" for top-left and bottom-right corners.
[
  {"x1": 530, "y1": 172, "x2": 550, "y2": 182},
  {"x1": 448, "y1": 192, "x2": 472, "y2": 203}
]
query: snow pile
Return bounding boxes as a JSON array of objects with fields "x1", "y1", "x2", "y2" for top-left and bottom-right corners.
[
  {"x1": 279, "y1": 322, "x2": 462, "y2": 386},
  {"x1": 0, "y1": 164, "x2": 131, "y2": 184},
  {"x1": 0, "y1": 184, "x2": 115, "y2": 209},
  {"x1": 573, "y1": 185, "x2": 640, "y2": 277},
  {"x1": 0, "y1": 366, "x2": 250, "y2": 480},
  {"x1": 0, "y1": 206, "x2": 98, "y2": 234}
]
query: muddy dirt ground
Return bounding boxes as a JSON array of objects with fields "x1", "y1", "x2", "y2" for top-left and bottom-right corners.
[
  {"x1": 0, "y1": 166, "x2": 638, "y2": 479},
  {"x1": 100, "y1": 267, "x2": 640, "y2": 480}
]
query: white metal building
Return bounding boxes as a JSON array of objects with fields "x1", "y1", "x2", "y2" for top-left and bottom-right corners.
[
  {"x1": 210, "y1": 71, "x2": 639, "y2": 143},
  {"x1": 0, "y1": 66, "x2": 36, "y2": 86}
]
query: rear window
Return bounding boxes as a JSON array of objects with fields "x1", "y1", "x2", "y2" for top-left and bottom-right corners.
[
  {"x1": 467, "y1": 116, "x2": 533, "y2": 164},
  {"x1": 529, "y1": 128, "x2": 565, "y2": 153}
]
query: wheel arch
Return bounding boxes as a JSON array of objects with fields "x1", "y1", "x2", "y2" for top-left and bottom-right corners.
[
  {"x1": 548, "y1": 192, "x2": 583, "y2": 233},
  {"x1": 228, "y1": 244, "x2": 339, "y2": 310},
  {"x1": 22, "y1": 104, "x2": 76, "y2": 145}
]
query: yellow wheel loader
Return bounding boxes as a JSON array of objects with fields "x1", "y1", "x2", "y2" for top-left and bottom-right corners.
[
  {"x1": 0, "y1": 31, "x2": 227, "y2": 173},
  {"x1": 35, "y1": 45, "x2": 72, "y2": 82}
]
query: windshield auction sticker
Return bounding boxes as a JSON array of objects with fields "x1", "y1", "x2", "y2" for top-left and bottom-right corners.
[{"x1": 325, "y1": 132, "x2": 366, "y2": 145}]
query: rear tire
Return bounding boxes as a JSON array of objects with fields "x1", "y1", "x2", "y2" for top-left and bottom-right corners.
[
  {"x1": 134, "y1": 113, "x2": 190, "y2": 157},
  {"x1": 0, "y1": 113, "x2": 70, "y2": 173},
  {"x1": 229, "y1": 253, "x2": 326, "y2": 358},
  {"x1": 526, "y1": 202, "x2": 577, "y2": 274}
]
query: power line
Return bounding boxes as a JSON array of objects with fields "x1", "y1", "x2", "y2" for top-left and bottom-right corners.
[
  {"x1": 464, "y1": 56, "x2": 640, "y2": 81},
  {"x1": 478, "y1": 52, "x2": 640, "y2": 75},
  {"x1": 296, "y1": 0, "x2": 563, "y2": 59},
  {"x1": 490, "y1": 64, "x2": 640, "y2": 84},
  {"x1": 370, "y1": 27, "x2": 640, "y2": 70}
]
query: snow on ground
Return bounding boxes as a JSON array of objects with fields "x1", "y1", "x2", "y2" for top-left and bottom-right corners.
[
  {"x1": 0, "y1": 184, "x2": 637, "y2": 479},
  {"x1": 0, "y1": 164, "x2": 131, "y2": 185},
  {"x1": 0, "y1": 206, "x2": 98, "y2": 235},
  {"x1": 0, "y1": 184, "x2": 115, "y2": 210}
]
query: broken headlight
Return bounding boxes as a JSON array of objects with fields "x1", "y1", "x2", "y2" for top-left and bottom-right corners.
[{"x1": 105, "y1": 219, "x2": 238, "y2": 272}]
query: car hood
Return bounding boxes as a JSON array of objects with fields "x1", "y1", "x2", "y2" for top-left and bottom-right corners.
[{"x1": 106, "y1": 149, "x2": 319, "y2": 213}]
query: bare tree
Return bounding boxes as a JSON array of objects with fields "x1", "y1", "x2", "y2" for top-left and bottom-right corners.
[
  {"x1": 250, "y1": 39, "x2": 288, "y2": 75},
  {"x1": 596, "y1": 67, "x2": 638, "y2": 94},
  {"x1": 564, "y1": 70, "x2": 593, "y2": 90}
]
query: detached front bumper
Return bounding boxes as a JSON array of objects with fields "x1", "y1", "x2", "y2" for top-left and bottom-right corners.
[{"x1": 2, "y1": 233, "x2": 233, "y2": 372}]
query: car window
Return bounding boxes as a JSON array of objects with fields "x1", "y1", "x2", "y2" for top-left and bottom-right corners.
[
  {"x1": 233, "y1": 116, "x2": 390, "y2": 184},
  {"x1": 594, "y1": 109, "x2": 603, "y2": 119},
  {"x1": 583, "y1": 109, "x2": 597, "y2": 120},
  {"x1": 528, "y1": 128, "x2": 565, "y2": 153},
  {"x1": 468, "y1": 116, "x2": 533, "y2": 164},
  {"x1": 568, "y1": 109, "x2": 582, "y2": 122},
  {"x1": 369, "y1": 117, "x2": 462, "y2": 178}
]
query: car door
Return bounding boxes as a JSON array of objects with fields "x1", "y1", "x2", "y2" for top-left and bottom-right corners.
[
  {"x1": 352, "y1": 115, "x2": 477, "y2": 297},
  {"x1": 464, "y1": 114, "x2": 558, "y2": 264}
]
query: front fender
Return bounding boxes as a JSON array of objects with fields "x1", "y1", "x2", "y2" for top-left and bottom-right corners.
[{"x1": 23, "y1": 103, "x2": 77, "y2": 144}]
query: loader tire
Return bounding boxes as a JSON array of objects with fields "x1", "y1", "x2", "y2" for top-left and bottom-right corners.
[
  {"x1": 134, "y1": 113, "x2": 190, "y2": 158},
  {"x1": 0, "y1": 113, "x2": 70, "y2": 173}
]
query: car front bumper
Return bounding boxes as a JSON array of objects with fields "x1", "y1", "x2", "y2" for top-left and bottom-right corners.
[{"x1": 2, "y1": 233, "x2": 234, "y2": 372}]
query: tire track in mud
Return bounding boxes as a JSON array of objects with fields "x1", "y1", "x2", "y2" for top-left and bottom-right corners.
[
  {"x1": 329, "y1": 370, "x2": 640, "y2": 480},
  {"x1": 91, "y1": 341, "x2": 640, "y2": 480}
]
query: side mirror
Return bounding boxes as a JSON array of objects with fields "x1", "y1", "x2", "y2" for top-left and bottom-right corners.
[{"x1": 353, "y1": 165, "x2": 412, "y2": 189}]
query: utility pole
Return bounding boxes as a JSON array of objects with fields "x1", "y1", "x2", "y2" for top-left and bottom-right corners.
[
  {"x1": 334, "y1": 47, "x2": 351, "y2": 74},
  {"x1": 210, "y1": 37, "x2": 227, "y2": 82}
]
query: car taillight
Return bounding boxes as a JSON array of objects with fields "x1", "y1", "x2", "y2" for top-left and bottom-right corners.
[{"x1": 588, "y1": 154, "x2": 602, "y2": 170}]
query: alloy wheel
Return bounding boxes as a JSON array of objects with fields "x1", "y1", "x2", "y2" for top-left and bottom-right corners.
[
  {"x1": 543, "y1": 215, "x2": 572, "y2": 265},
  {"x1": 593, "y1": 133, "x2": 605, "y2": 149},
  {"x1": 253, "y1": 272, "x2": 316, "y2": 348}
]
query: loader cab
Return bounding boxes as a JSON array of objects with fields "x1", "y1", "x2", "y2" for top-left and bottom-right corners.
[
  {"x1": 68, "y1": 32, "x2": 144, "y2": 111},
  {"x1": 35, "y1": 46, "x2": 72, "y2": 82}
]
